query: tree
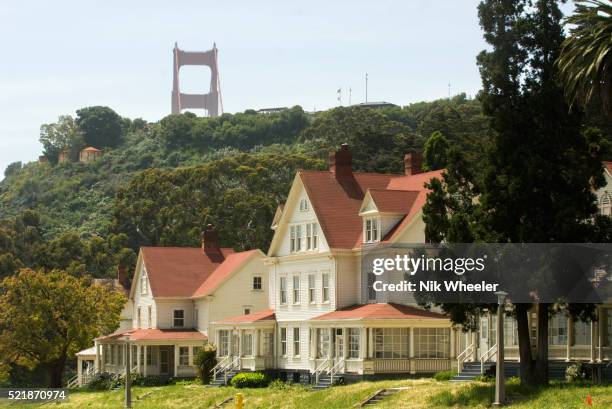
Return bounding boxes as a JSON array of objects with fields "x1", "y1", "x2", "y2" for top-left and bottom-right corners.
[
  {"x1": 0, "y1": 269, "x2": 125, "y2": 387},
  {"x1": 557, "y1": 0, "x2": 612, "y2": 114},
  {"x1": 194, "y1": 344, "x2": 217, "y2": 384},
  {"x1": 423, "y1": 131, "x2": 450, "y2": 171},
  {"x1": 39, "y1": 115, "x2": 85, "y2": 163},
  {"x1": 423, "y1": 0, "x2": 609, "y2": 386},
  {"x1": 76, "y1": 106, "x2": 124, "y2": 148},
  {"x1": 4, "y1": 162, "x2": 23, "y2": 178}
]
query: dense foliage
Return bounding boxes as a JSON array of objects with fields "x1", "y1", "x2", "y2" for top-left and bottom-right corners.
[
  {"x1": 194, "y1": 345, "x2": 217, "y2": 385},
  {"x1": 230, "y1": 372, "x2": 270, "y2": 388}
]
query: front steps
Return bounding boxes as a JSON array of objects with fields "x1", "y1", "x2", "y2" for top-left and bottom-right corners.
[
  {"x1": 451, "y1": 362, "x2": 483, "y2": 382},
  {"x1": 312, "y1": 373, "x2": 343, "y2": 390},
  {"x1": 358, "y1": 387, "x2": 409, "y2": 406},
  {"x1": 207, "y1": 370, "x2": 240, "y2": 387}
]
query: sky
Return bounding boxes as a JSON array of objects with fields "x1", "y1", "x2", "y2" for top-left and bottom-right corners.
[{"x1": 0, "y1": 0, "x2": 575, "y2": 177}]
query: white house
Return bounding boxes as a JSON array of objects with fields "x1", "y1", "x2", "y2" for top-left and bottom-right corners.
[
  {"x1": 211, "y1": 146, "x2": 612, "y2": 384},
  {"x1": 85, "y1": 225, "x2": 269, "y2": 382}
]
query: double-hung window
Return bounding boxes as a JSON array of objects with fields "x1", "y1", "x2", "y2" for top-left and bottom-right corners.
[
  {"x1": 348, "y1": 328, "x2": 360, "y2": 358},
  {"x1": 173, "y1": 310, "x2": 184, "y2": 328},
  {"x1": 293, "y1": 275, "x2": 300, "y2": 303},
  {"x1": 179, "y1": 347, "x2": 189, "y2": 365},
  {"x1": 280, "y1": 276, "x2": 287, "y2": 305},
  {"x1": 280, "y1": 328, "x2": 287, "y2": 356},
  {"x1": 306, "y1": 223, "x2": 319, "y2": 250},
  {"x1": 365, "y1": 218, "x2": 379, "y2": 243},
  {"x1": 253, "y1": 276, "x2": 262, "y2": 290},
  {"x1": 322, "y1": 273, "x2": 330, "y2": 303},
  {"x1": 290, "y1": 225, "x2": 303, "y2": 252},
  {"x1": 243, "y1": 332, "x2": 253, "y2": 356},
  {"x1": 293, "y1": 327, "x2": 300, "y2": 357},
  {"x1": 308, "y1": 274, "x2": 316, "y2": 303},
  {"x1": 317, "y1": 329, "x2": 330, "y2": 358}
]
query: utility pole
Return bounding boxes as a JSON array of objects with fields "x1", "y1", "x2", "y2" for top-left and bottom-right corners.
[
  {"x1": 448, "y1": 81, "x2": 451, "y2": 99},
  {"x1": 493, "y1": 291, "x2": 508, "y2": 406},
  {"x1": 337, "y1": 87, "x2": 342, "y2": 106},
  {"x1": 124, "y1": 340, "x2": 131, "y2": 408},
  {"x1": 365, "y1": 73, "x2": 368, "y2": 103},
  {"x1": 349, "y1": 87, "x2": 352, "y2": 105}
]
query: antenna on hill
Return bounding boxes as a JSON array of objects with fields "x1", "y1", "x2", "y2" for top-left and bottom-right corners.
[
  {"x1": 349, "y1": 87, "x2": 352, "y2": 105},
  {"x1": 448, "y1": 81, "x2": 451, "y2": 100},
  {"x1": 365, "y1": 73, "x2": 368, "y2": 103}
]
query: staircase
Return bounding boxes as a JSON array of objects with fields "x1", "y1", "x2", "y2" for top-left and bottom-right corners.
[
  {"x1": 207, "y1": 356, "x2": 241, "y2": 387},
  {"x1": 358, "y1": 388, "x2": 408, "y2": 406},
  {"x1": 312, "y1": 373, "x2": 342, "y2": 390},
  {"x1": 311, "y1": 358, "x2": 344, "y2": 391},
  {"x1": 208, "y1": 368, "x2": 240, "y2": 387},
  {"x1": 451, "y1": 361, "x2": 483, "y2": 382}
]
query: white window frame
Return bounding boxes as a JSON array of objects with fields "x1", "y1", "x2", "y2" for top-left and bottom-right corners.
[
  {"x1": 364, "y1": 217, "x2": 380, "y2": 243},
  {"x1": 316, "y1": 328, "x2": 330, "y2": 358},
  {"x1": 374, "y1": 328, "x2": 410, "y2": 359},
  {"x1": 179, "y1": 346, "x2": 189, "y2": 366},
  {"x1": 548, "y1": 313, "x2": 568, "y2": 345},
  {"x1": 253, "y1": 276, "x2": 262, "y2": 291},
  {"x1": 414, "y1": 328, "x2": 449, "y2": 359},
  {"x1": 322, "y1": 273, "x2": 330, "y2": 303},
  {"x1": 219, "y1": 330, "x2": 229, "y2": 356},
  {"x1": 243, "y1": 306, "x2": 251, "y2": 315},
  {"x1": 173, "y1": 310, "x2": 185, "y2": 328},
  {"x1": 293, "y1": 274, "x2": 300, "y2": 304},
  {"x1": 308, "y1": 274, "x2": 316, "y2": 304},
  {"x1": 280, "y1": 328, "x2": 287, "y2": 357},
  {"x1": 299, "y1": 198, "x2": 309, "y2": 212},
  {"x1": 293, "y1": 327, "x2": 300, "y2": 357},
  {"x1": 280, "y1": 276, "x2": 287, "y2": 305},
  {"x1": 140, "y1": 271, "x2": 148, "y2": 295},
  {"x1": 348, "y1": 328, "x2": 360, "y2": 359},
  {"x1": 573, "y1": 319, "x2": 591, "y2": 345},
  {"x1": 306, "y1": 223, "x2": 319, "y2": 250},
  {"x1": 137, "y1": 307, "x2": 142, "y2": 329},
  {"x1": 601, "y1": 193, "x2": 611, "y2": 216},
  {"x1": 147, "y1": 305, "x2": 152, "y2": 329},
  {"x1": 243, "y1": 332, "x2": 253, "y2": 356}
]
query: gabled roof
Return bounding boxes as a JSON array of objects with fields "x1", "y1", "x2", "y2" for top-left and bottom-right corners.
[
  {"x1": 214, "y1": 309, "x2": 276, "y2": 324},
  {"x1": 363, "y1": 189, "x2": 420, "y2": 214},
  {"x1": 138, "y1": 247, "x2": 262, "y2": 298},
  {"x1": 310, "y1": 303, "x2": 446, "y2": 321},
  {"x1": 82, "y1": 146, "x2": 102, "y2": 152},
  {"x1": 605, "y1": 161, "x2": 612, "y2": 176},
  {"x1": 298, "y1": 169, "x2": 444, "y2": 249},
  {"x1": 96, "y1": 328, "x2": 206, "y2": 342}
]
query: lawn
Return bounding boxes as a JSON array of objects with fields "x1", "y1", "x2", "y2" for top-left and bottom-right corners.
[{"x1": 0, "y1": 378, "x2": 610, "y2": 408}]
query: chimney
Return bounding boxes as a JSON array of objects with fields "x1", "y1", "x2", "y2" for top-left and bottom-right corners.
[
  {"x1": 202, "y1": 224, "x2": 224, "y2": 260},
  {"x1": 117, "y1": 265, "x2": 130, "y2": 291},
  {"x1": 329, "y1": 143, "x2": 353, "y2": 180},
  {"x1": 404, "y1": 151, "x2": 423, "y2": 176}
]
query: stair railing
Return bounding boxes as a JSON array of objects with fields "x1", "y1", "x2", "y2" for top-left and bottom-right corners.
[
  {"x1": 211, "y1": 356, "x2": 231, "y2": 381},
  {"x1": 66, "y1": 374, "x2": 79, "y2": 389},
  {"x1": 457, "y1": 342, "x2": 475, "y2": 373},
  {"x1": 313, "y1": 358, "x2": 330, "y2": 385},
  {"x1": 329, "y1": 358, "x2": 344, "y2": 385},
  {"x1": 480, "y1": 344, "x2": 497, "y2": 374}
]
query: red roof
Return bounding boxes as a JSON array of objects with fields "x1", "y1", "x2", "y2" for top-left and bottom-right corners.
[
  {"x1": 311, "y1": 303, "x2": 447, "y2": 321},
  {"x1": 96, "y1": 329, "x2": 206, "y2": 342},
  {"x1": 299, "y1": 169, "x2": 443, "y2": 249},
  {"x1": 605, "y1": 161, "x2": 612, "y2": 175},
  {"x1": 367, "y1": 189, "x2": 420, "y2": 214},
  {"x1": 82, "y1": 146, "x2": 102, "y2": 152},
  {"x1": 215, "y1": 309, "x2": 276, "y2": 324},
  {"x1": 140, "y1": 247, "x2": 259, "y2": 298}
]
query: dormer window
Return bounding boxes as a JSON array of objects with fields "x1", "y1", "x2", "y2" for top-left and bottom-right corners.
[
  {"x1": 299, "y1": 198, "x2": 309, "y2": 212},
  {"x1": 364, "y1": 217, "x2": 380, "y2": 243}
]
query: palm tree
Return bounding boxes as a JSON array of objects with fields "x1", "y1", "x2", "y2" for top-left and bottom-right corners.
[{"x1": 557, "y1": 0, "x2": 612, "y2": 114}]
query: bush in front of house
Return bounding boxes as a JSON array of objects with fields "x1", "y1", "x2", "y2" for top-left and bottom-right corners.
[
  {"x1": 230, "y1": 372, "x2": 270, "y2": 388},
  {"x1": 194, "y1": 344, "x2": 217, "y2": 384},
  {"x1": 433, "y1": 370, "x2": 457, "y2": 381},
  {"x1": 565, "y1": 363, "x2": 587, "y2": 382},
  {"x1": 130, "y1": 373, "x2": 171, "y2": 387},
  {"x1": 87, "y1": 372, "x2": 116, "y2": 390}
]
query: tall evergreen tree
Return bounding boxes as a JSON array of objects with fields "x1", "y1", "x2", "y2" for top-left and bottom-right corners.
[{"x1": 423, "y1": 0, "x2": 609, "y2": 385}]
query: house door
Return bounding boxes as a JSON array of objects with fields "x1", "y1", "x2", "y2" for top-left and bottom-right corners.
[
  {"x1": 479, "y1": 316, "x2": 489, "y2": 359},
  {"x1": 160, "y1": 348, "x2": 170, "y2": 375},
  {"x1": 334, "y1": 329, "x2": 344, "y2": 363},
  {"x1": 231, "y1": 333, "x2": 240, "y2": 356}
]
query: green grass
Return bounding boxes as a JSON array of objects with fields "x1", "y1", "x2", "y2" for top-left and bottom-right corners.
[{"x1": 0, "y1": 378, "x2": 610, "y2": 408}]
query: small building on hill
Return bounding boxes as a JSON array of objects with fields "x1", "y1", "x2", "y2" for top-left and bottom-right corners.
[
  {"x1": 58, "y1": 150, "x2": 71, "y2": 163},
  {"x1": 79, "y1": 146, "x2": 103, "y2": 163}
]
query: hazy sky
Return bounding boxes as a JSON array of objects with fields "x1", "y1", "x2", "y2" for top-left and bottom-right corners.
[{"x1": 0, "y1": 1, "x2": 575, "y2": 176}]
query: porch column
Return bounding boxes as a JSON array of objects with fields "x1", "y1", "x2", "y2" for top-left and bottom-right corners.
[
  {"x1": 77, "y1": 356, "x2": 83, "y2": 387},
  {"x1": 136, "y1": 345, "x2": 141, "y2": 374},
  {"x1": 328, "y1": 328, "x2": 333, "y2": 359},
  {"x1": 215, "y1": 330, "x2": 220, "y2": 354},
  {"x1": 471, "y1": 331, "x2": 478, "y2": 361},
  {"x1": 343, "y1": 328, "x2": 348, "y2": 359},
  {"x1": 143, "y1": 345, "x2": 148, "y2": 377},
  {"x1": 450, "y1": 328, "x2": 456, "y2": 358},
  {"x1": 409, "y1": 328, "x2": 415, "y2": 358},
  {"x1": 94, "y1": 340, "x2": 100, "y2": 373},
  {"x1": 597, "y1": 307, "x2": 605, "y2": 362},
  {"x1": 238, "y1": 330, "x2": 243, "y2": 357},
  {"x1": 359, "y1": 328, "x2": 366, "y2": 359},
  {"x1": 590, "y1": 313, "x2": 597, "y2": 362},
  {"x1": 228, "y1": 331, "x2": 233, "y2": 356},
  {"x1": 368, "y1": 328, "x2": 374, "y2": 358},
  {"x1": 566, "y1": 316, "x2": 573, "y2": 361},
  {"x1": 174, "y1": 344, "x2": 179, "y2": 377},
  {"x1": 255, "y1": 329, "x2": 261, "y2": 357}
]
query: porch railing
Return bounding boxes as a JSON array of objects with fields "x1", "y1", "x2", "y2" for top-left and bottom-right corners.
[
  {"x1": 313, "y1": 358, "x2": 330, "y2": 385},
  {"x1": 210, "y1": 355, "x2": 240, "y2": 385},
  {"x1": 457, "y1": 342, "x2": 475, "y2": 373},
  {"x1": 211, "y1": 356, "x2": 231, "y2": 380},
  {"x1": 329, "y1": 359, "x2": 345, "y2": 385},
  {"x1": 480, "y1": 344, "x2": 497, "y2": 374}
]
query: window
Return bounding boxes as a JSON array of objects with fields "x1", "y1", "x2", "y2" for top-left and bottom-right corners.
[
  {"x1": 140, "y1": 272, "x2": 148, "y2": 294},
  {"x1": 146, "y1": 347, "x2": 156, "y2": 365},
  {"x1": 365, "y1": 218, "x2": 379, "y2": 243},
  {"x1": 503, "y1": 317, "x2": 518, "y2": 346},
  {"x1": 306, "y1": 223, "x2": 319, "y2": 250},
  {"x1": 308, "y1": 274, "x2": 316, "y2": 303},
  {"x1": 243, "y1": 332, "x2": 253, "y2": 356},
  {"x1": 574, "y1": 320, "x2": 591, "y2": 345},
  {"x1": 280, "y1": 328, "x2": 287, "y2": 356},
  {"x1": 137, "y1": 307, "x2": 142, "y2": 328},
  {"x1": 193, "y1": 346, "x2": 202, "y2": 363},
  {"x1": 293, "y1": 327, "x2": 301, "y2": 357},
  {"x1": 348, "y1": 328, "x2": 360, "y2": 358},
  {"x1": 280, "y1": 276, "x2": 287, "y2": 305},
  {"x1": 243, "y1": 307, "x2": 251, "y2": 315},
  {"x1": 548, "y1": 313, "x2": 567, "y2": 345},
  {"x1": 147, "y1": 306, "x2": 152, "y2": 328},
  {"x1": 299, "y1": 198, "x2": 309, "y2": 211},
  {"x1": 374, "y1": 328, "x2": 409, "y2": 359},
  {"x1": 173, "y1": 310, "x2": 184, "y2": 328},
  {"x1": 219, "y1": 330, "x2": 229, "y2": 356},
  {"x1": 607, "y1": 310, "x2": 612, "y2": 346},
  {"x1": 263, "y1": 331, "x2": 274, "y2": 356},
  {"x1": 317, "y1": 329, "x2": 330, "y2": 358},
  {"x1": 414, "y1": 328, "x2": 449, "y2": 358},
  {"x1": 367, "y1": 272, "x2": 377, "y2": 302},
  {"x1": 179, "y1": 347, "x2": 189, "y2": 365},
  {"x1": 253, "y1": 276, "x2": 262, "y2": 290},
  {"x1": 322, "y1": 273, "x2": 330, "y2": 303},
  {"x1": 293, "y1": 275, "x2": 300, "y2": 303},
  {"x1": 290, "y1": 225, "x2": 303, "y2": 253}
]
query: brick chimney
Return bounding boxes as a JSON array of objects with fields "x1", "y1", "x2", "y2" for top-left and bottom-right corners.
[
  {"x1": 117, "y1": 265, "x2": 130, "y2": 292},
  {"x1": 404, "y1": 151, "x2": 423, "y2": 176},
  {"x1": 329, "y1": 143, "x2": 353, "y2": 180},
  {"x1": 202, "y1": 224, "x2": 224, "y2": 260}
]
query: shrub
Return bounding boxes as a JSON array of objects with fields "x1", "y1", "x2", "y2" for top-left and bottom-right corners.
[
  {"x1": 434, "y1": 370, "x2": 457, "y2": 381},
  {"x1": 269, "y1": 379, "x2": 290, "y2": 390},
  {"x1": 87, "y1": 372, "x2": 115, "y2": 390},
  {"x1": 230, "y1": 372, "x2": 270, "y2": 388},
  {"x1": 194, "y1": 344, "x2": 217, "y2": 384},
  {"x1": 566, "y1": 363, "x2": 587, "y2": 382},
  {"x1": 474, "y1": 374, "x2": 495, "y2": 383},
  {"x1": 130, "y1": 373, "x2": 170, "y2": 387}
]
